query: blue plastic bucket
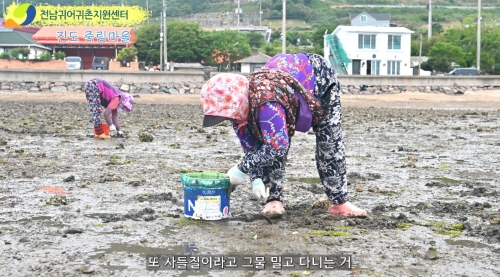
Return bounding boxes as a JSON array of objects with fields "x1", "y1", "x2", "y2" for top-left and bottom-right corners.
[{"x1": 180, "y1": 172, "x2": 230, "y2": 220}]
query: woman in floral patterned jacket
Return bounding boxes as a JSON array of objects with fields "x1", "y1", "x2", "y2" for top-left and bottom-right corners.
[{"x1": 200, "y1": 53, "x2": 366, "y2": 218}]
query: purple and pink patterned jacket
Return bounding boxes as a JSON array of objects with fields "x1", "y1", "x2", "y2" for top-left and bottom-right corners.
[
  {"x1": 95, "y1": 78, "x2": 123, "y2": 129},
  {"x1": 96, "y1": 78, "x2": 123, "y2": 104}
]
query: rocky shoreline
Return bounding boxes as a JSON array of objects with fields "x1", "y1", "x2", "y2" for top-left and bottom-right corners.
[
  {"x1": 0, "y1": 81, "x2": 204, "y2": 94},
  {"x1": 344, "y1": 84, "x2": 499, "y2": 95},
  {"x1": 1, "y1": 81, "x2": 499, "y2": 95}
]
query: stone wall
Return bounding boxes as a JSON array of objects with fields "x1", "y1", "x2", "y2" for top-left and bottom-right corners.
[
  {"x1": 0, "y1": 60, "x2": 66, "y2": 70},
  {"x1": 0, "y1": 69, "x2": 205, "y2": 83},
  {"x1": 177, "y1": 11, "x2": 260, "y2": 28},
  {"x1": 0, "y1": 80, "x2": 205, "y2": 94},
  {"x1": 0, "y1": 80, "x2": 496, "y2": 95},
  {"x1": 342, "y1": 84, "x2": 497, "y2": 95}
]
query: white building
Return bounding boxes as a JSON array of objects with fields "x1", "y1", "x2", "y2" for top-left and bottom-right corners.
[
  {"x1": 324, "y1": 25, "x2": 415, "y2": 76},
  {"x1": 234, "y1": 52, "x2": 270, "y2": 73},
  {"x1": 411, "y1": 56, "x2": 432, "y2": 76},
  {"x1": 0, "y1": 25, "x2": 51, "y2": 60}
]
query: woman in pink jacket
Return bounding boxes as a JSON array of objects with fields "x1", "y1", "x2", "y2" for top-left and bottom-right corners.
[{"x1": 84, "y1": 78, "x2": 134, "y2": 139}]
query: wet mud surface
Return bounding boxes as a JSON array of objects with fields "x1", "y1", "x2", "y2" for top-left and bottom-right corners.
[{"x1": 0, "y1": 100, "x2": 499, "y2": 277}]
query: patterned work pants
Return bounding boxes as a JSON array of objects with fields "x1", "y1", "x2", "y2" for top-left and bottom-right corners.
[
  {"x1": 263, "y1": 92, "x2": 348, "y2": 205},
  {"x1": 84, "y1": 78, "x2": 103, "y2": 127}
]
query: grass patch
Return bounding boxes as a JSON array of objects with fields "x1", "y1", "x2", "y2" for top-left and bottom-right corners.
[
  {"x1": 433, "y1": 177, "x2": 460, "y2": 184},
  {"x1": 94, "y1": 223, "x2": 107, "y2": 227},
  {"x1": 308, "y1": 230, "x2": 349, "y2": 237},
  {"x1": 430, "y1": 221, "x2": 465, "y2": 237},
  {"x1": 289, "y1": 272, "x2": 301, "y2": 277},
  {"x1": 438, "y1": 164, "x2": 451, "y2": 169},
  {"x1": 436, "y1": 229, "x2": 462, "y2": 237},
  {"x1": 396, "y1": 223, "x2": 410, "y2": 230},
  {"x1": 431, "y1": 221, "x2": 448, "y2": 228},
  {"x1": 451, "y1": 224, "x2": 466, "y2": 230},
  {"x1": 110, "y1": 155, "x2": 121, "y2": 163}
]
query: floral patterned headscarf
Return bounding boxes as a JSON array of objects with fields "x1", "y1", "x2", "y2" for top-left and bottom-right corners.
[
  {"x1": 119, "y1": 93, "x2": 134, "y2": 112},
  {"x1": 200, "y1": 73, "x2": 250, "y2": 126}
]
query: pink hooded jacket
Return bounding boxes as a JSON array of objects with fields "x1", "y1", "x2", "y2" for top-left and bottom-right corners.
[
  {"x1": 96, "y1": 78, "x2": 122, "y2": 102},
  {"x1": 96, "y1": 78, "x2": 134, "y2": 112}
]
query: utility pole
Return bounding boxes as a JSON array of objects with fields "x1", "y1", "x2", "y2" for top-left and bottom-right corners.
[
  {"x1": 160, "y1": 12, "x2": 163, "y2": 71},
  {"x1": 419, "y1": 34, "x2": 423, "y2": 75},
  {"x1": 282, "y1": 0, "x2": 286, "y2": 53},
  {"x1": 163, "y1": 0, "x2": 168, "y2": 70},
  {"x1": 237, "y1": 0, "x2": 240, "y2": 27},
  {"x1": 259, "y1": 0, "x2": 262, "y2": 26},
  {"x1": 428, "y1": 0, "x2": 432, "y2": 40},
  {"x1": 477, "y1": 0, "x2": 481, "y2": 72}
]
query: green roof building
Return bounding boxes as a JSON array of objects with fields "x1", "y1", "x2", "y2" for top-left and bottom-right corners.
[{"x1": 0, "y1": 26, "x2": 52, "y2": 59}]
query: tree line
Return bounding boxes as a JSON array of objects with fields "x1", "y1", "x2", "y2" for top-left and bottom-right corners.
[
  {"x1": 412, "y1": 24, "x2": 500, "y2": 74},
  {"x1": 135, "y1": 21, "x2": 253, "y2": 70},
  {"x1": 136, "y1": 20, "x2": 500, "y2": 74},
  {"x1": 134, "y1": 20, "x2": 329, "y2": 70}
]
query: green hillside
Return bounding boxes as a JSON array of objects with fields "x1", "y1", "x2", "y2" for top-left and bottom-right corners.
[
  {"x1": 7, "y1": 0, "x2": 500, "y2": 31},
  {"x1": 5, "y1": 0, "x2": 500, "y2": 73}
]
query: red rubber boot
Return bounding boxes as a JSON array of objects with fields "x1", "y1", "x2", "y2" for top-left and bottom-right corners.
[{"x1": 94, "y1": 125, "x2": 111, "y2": 139}]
